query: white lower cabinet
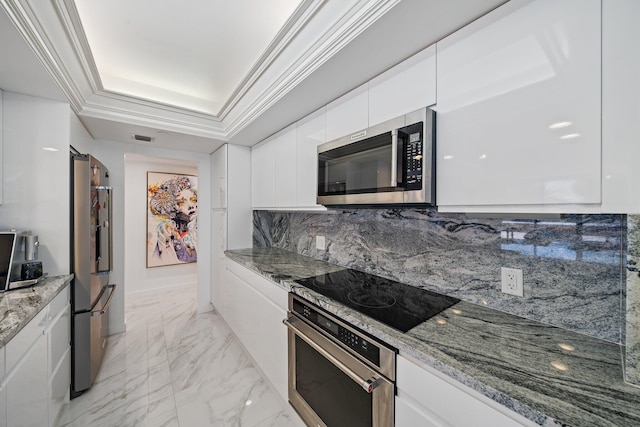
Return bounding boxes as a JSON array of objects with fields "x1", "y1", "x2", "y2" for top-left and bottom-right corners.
[
  {"x1": 6, "y1": 333, "x2": 48, "y2": 427},
  {"x1": 0, "y1": 285, "x2": 70, "y2": 427},
  {"x1": 396, "y1": 355, "x2": 535, "y2": 427},
  {"x1": 224, "y1": 260, "x2": 289, "y2": 401},
  {"x1": 0, "y1": 384, "x2": 5, "y2": 427}
]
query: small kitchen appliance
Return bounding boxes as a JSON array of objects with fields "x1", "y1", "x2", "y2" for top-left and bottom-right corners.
[
  {"x1": 0, "y1": 231, "x2": 46, "y2": 292},
  {"x1": 317, "y1": 107, "x2": 436, "y2": 207}
]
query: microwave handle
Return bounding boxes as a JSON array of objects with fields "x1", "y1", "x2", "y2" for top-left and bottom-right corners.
[{"x1": 391, "y1": 129, "x2": 398, "y2": 187}]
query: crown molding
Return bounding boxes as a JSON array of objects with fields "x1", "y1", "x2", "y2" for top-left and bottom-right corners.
[
  {"x1": 2, "y1": 0, "x2": 401, "y2": 143},
  {"x1": 1, "y1": 0, "x2": 86, "y2": 110},
  {"x1": 223, "y1": 0, "x2": 402, "y2": 138}
]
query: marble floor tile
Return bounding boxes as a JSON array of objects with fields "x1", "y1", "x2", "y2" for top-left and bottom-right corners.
[{"x1": 56, "y1": 285, "x2": 303, "y2": 427}]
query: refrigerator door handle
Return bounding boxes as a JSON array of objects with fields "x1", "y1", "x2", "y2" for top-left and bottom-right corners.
[
  {"x1": 96, "y1": 224, "x2": 102, "y2": 262},
  {"x1": 90, "y1": 284, "x2": 117, "y2": 317}
]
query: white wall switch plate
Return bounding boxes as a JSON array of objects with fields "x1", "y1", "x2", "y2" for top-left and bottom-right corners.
[
  {"x1": 501, "y1": 267, "x2": 524, "y2": 297},
  {"x1": 316, "y1": 235, "x2": 326, "y2": 250}
]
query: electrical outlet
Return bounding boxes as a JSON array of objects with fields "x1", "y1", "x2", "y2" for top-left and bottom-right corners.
[
  {"x1": 316, "y1": 235, "x2": 326, "y2": 250},
  {"x1": 501, "y1": 267, "x2": 524, "y2": 297}
]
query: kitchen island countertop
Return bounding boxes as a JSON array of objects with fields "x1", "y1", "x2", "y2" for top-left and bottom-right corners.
[
  {"x1": 0, "y1": 274, "x2": 73, "y2": 347},
  {"x1": 226, "y1": 247, "x2": 640, "y2": 427}
]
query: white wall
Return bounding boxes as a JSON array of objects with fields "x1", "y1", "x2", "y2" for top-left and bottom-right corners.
[
  {"x1": 124, "y1": 155, "x2": 198, "y2": 294},
  {"x1": 0, "y1": 91, "x2": 70, "y2": 276}
]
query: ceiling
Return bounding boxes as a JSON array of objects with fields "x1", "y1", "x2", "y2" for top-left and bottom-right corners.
[{"x1": 0, "y1": 0, "x2": 507, "y2": 154}]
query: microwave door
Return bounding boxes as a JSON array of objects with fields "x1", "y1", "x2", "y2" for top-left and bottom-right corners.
[{"x1": 319, "y1": 132, "x2": 396, "y2": 196}]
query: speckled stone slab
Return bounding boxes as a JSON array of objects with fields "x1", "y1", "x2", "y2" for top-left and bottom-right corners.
[
  {"x1": 254, "y1": 210, "x2": 625, "y2": 343},
  {"x1": 626, "y1": 215, "x2": 640, "y2": 386},
  {"x1": 0, "y1": 274, "x2": 73, "y2": 347},
  {"x1": 227, "y1": 248, "x2": 640, "y2": 427},
  {"x1": 224, "y1": 247, "x2": 345, "y2": 286}
]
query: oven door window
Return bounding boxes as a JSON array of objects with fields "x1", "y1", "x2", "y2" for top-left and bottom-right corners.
[
  {"x1": 318, "y1": 132, "x2": 399, "y2": 196},
  {"x1": 296, "y1": 336, "x2": 372, "y2": 427}
]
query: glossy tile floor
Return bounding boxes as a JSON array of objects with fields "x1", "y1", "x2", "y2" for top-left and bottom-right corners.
[{"x1": 56, "y1": 285, "x2": 303, "y2": 427}]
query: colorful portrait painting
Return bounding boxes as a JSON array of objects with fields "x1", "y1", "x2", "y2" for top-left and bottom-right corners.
[{"x1": 147, "y1": 172, "x2": 198, "y2": 267}]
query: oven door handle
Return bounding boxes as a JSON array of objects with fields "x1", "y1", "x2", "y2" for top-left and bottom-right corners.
[{"x1": 283, "y1": 316, "x2": 382, "y2": 394}]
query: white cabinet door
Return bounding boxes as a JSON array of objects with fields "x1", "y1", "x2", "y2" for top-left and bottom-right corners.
[
  {"x1": 226, "y1": 145, "x2": 252, "y2": 250},
  {"x1": 436, "y1": 0, "x2": 601, "y2": 208},
  {"x1": 224, "y1": 260, "x2": 289, "y2": 401},
  {"x1": 251, "y1": 137, "x2": 276, "y2": 208},
  {"x1": 396, "y1": 393, "x2": 445, "y2": 427},
  {"x1": 274, "y1": 125, "x2": 298, "y2": 207},
  {"x1": 0, "y1": 89, "x2": 3, "y2": 205},
  {"x1": 48, "y1": 349, "x2": 70, "y2": 427},
  {"x1": 601, "y1": 0, "x2": 640, "y2": 213},
  {"x1": 296, "y1": 108, "x2": 326, "y2": 208},
  {"x1": 369, "y1": 45, "x2": 436, "y2": 126},
  {"x1": 0, "y1": 384, "x2": 5, "y2": 427},
  {"x1": 6, "y1": 334, "x2": 48, "y2": 427},
  {"x1": 211, "y1": 145, "x2": 227, "y2": 210},
  {"x1": 259, "y1": 296, "x2": 288, "y2": 401},
  {"x1": 325, "y1": 83, "x2": 368, "y2": 142},
  {"x1": 210, "y1": 210, "x2": 226, "y2": 310}
]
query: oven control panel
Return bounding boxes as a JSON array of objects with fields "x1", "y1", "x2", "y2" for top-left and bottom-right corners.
[{"x1": 293, "y1": 299, "x2": 380, "y2": 366}]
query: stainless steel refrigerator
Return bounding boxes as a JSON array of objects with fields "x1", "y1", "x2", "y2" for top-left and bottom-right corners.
[{"x1": 70, "y1": 153, "x2": 117, "y2": 398}]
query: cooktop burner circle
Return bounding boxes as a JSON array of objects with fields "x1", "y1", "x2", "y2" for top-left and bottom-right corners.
[{"x1": 347, "y1": 289, "x2": 397, "y2": 309}]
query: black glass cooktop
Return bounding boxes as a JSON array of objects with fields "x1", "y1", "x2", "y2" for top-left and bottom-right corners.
[{"x1": 295, "y1": 269, "x2": 460, "y2": 333}]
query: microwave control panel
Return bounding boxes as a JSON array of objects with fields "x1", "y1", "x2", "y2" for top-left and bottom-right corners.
[{"x1": 402, "y1": 122, "x2": 424, "y2": 190}]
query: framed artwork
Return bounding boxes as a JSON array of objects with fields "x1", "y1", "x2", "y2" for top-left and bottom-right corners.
[{"x1": 147, "y1": 172, "x2": 198, "y2": 267}]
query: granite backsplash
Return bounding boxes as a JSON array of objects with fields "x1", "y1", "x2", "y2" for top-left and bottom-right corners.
[{"x1": 253, "y1": 209, "x2": 627, "y2": 344}]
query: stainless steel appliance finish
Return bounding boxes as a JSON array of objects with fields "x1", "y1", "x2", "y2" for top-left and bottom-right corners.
[
  {"x1": 284, "y1": 293, "x2": 396, "y2": 427},
  {"x1": 70, "y1": 153, "x2": 117, "y2": 398},
  {"x1": 317, "y1": 107, "x2": 435, "y2": 207}
]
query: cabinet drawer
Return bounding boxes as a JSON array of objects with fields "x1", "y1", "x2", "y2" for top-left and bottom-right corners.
[
  {"x1": 48, "y1": 287, "x2": 69, "y2": 321},
  {"x1": 5, "y1": 306, "x2": 48, "y2": 372},
  {"x1": 397, "y1": 355, "x2": 532, "y2": 427}
]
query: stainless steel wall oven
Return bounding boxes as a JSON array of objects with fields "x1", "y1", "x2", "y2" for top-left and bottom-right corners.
[{"x1": 283, "y1": 293, "x2": 396, "y2": 427}]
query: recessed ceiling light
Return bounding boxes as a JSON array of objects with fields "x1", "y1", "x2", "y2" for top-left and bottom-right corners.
[
  {"x1": 549, "y1": 121, "x2": 573, "y2": 129},
  {"x1": 560, "y1": 133, "x2": 580, "y2": 140},
  {"x1": 42, "y1": 147, "x2": 59, "y2": 152}
]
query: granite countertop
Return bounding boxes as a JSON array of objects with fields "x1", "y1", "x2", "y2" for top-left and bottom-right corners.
[
  {"x1": 0, "y1": 274, "x2": 73, "y2": 347},
  {"x1": 226, "y1": 248, "x2": 640, "y2": 427}
]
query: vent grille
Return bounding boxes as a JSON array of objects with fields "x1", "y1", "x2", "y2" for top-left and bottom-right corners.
[{"x1": 134, "y1": 134, "x2": 152, "y2": 142}]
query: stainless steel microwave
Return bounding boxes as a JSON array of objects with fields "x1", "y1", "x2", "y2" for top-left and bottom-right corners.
[{"x1": 317, "y1": 107, "x2": 435, "y2": 207}]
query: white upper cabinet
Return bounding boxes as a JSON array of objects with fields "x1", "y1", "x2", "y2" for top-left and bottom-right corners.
[
  {"x1": 251, "y1": 125, "x2": 297, "y2": 209},
  {"x1": 251, "y1": 135, "x2": 276, "y2": 208},
  {"x1": 211, "y1": 145, "x2": 227, "y2": 209},
  {"x1": 274, "y1": 125, "x2": 297, "y2": 207},
  {"x1": 325, "y1": 83, "x2": 369, "y2": 142},
  {"x1": 601, "y1": 0, "x2": 640, "y2": 214},
  {"x1": 296, "y1": 108, "x2": 326, "y2": 209},
  {"x1": 369, "y1": 45, "x2": 436, "y2": 126},
  {"x1": 0, "y1": 89, "x2": 3, "y2": 205},
  {"x1": 436, "y1": 0, "x2": 601, "y2": 210}
]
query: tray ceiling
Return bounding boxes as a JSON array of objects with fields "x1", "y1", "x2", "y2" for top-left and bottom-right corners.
[{"x1": 0, "y1": 0, "x2": 507, "y2": 153}]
